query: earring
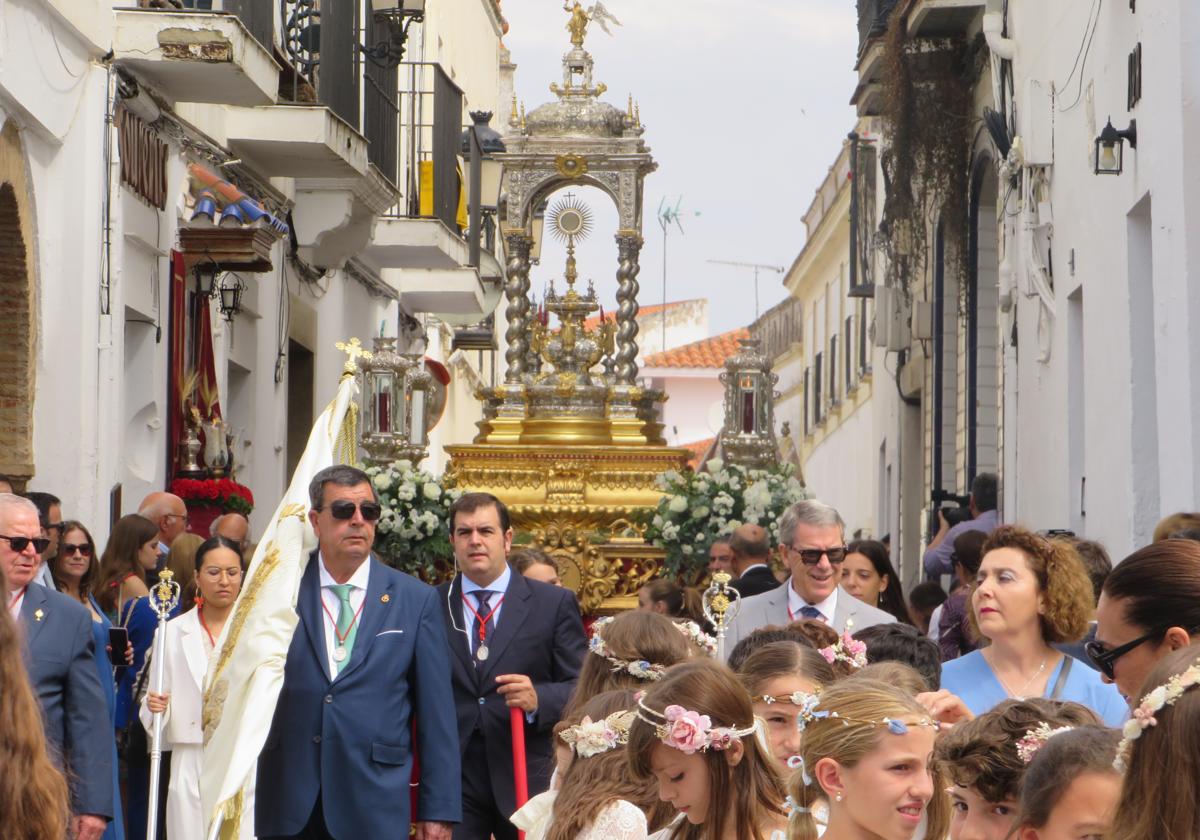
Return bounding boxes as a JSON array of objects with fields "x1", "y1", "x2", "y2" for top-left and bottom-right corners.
[{"x1": 835, "y1": 792, "x2": 843, "y2": 802}]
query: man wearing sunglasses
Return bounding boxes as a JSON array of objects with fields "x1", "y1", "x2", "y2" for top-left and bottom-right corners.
[
  {"x1": 722, "y1": 499, "x2": 896, "y2": 661},
  {"x1": 257, "y1": 465, "x2": 460, "y2": 840},
  {"x1": 1, "y1": 493, "x2": 113, "y2": 840}
]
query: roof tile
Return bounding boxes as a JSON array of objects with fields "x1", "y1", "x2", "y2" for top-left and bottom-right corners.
[{"x1": 644, "y1": 327, "x2": 750, "y2": 369}]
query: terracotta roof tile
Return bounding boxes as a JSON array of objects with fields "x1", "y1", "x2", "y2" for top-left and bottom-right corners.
[
  {"x1": 680, "y1": 437, "x2": 717, "y2": 470},
  {"x1": 643, "y1": 328, "x2": 750, "y2": 369},
  {"x1": 580, "y1": 299, "x2": 703, "y2": 332}
]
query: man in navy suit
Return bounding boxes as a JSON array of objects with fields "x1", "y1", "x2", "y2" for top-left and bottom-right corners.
[
  {"x1": 256, "y1": 466, "x2": 461, "y2": 840},
  {"x1": 1, "y1": 493, "x2": 112, "y2": 840},
  {"x1": 438, "y1": 493, "x2": 586, "y2": 840}
]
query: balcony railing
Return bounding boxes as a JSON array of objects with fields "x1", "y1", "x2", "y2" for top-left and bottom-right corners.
[
  {"x1": 856, "y1": 0, "x2": 899, "y2": 55},
  {"x1": 133, "y1": 0, "x2": 273, "y2": 52}
]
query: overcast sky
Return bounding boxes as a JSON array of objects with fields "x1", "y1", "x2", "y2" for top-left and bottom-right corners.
[{"x1": 499, "y1": 0, "x2": 860, "y2": 337}]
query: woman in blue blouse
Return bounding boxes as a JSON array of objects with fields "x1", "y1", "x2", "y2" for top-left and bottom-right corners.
[{"x1": 941, "y1": 526, "x2": 1126, "y2": 727}]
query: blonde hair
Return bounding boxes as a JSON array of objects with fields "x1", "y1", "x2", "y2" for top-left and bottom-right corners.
[
  {"x1": 166, "y1": 532, "x2": 204, "y2": 605},
  {"x1": 787, "y1": 678, "x2": 950, "y2": 840}
]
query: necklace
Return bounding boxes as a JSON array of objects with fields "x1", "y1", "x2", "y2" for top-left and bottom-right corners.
[
  {"x1": 989, "y1": 650, "x2": 1049, "y2": 700},
  {"x1": 320, "y1": 593, "x2": 366, "y2": 663},
  {"x1": 198, "y1": 605, "x2": 222, "y2": 647}
]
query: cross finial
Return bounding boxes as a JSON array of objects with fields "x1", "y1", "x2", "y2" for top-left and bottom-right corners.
[{"x1": 336, "y1": 337, "x2": 373, "y2": 376}]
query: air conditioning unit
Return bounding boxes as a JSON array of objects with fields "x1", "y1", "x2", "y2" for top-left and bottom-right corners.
[{"x1": 873, "y1": 285, "x2": 911, "y2": 351}]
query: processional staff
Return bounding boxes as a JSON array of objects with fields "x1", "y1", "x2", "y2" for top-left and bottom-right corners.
[
  {"x1": 146, "y1": 568, "x2": 181, "y2": 840},
  {"x1": 702, "y1": 571, "x2": 741, "y2": 661}
]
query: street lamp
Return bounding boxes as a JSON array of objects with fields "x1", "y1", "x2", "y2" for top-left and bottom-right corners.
[
  {"x1": 1094, "y1": 117, "x2": 1137, "y2": 175},
  {"x1": 459, "y1": 111, "x2": 507, "y2": 268},
  {"x1": 217, "y1": 273, "x2": 246, "y2": 321},
  {"x1": 529, "y1": 198, "x2": 548, "y2": 264},
  {"x1": 360, "y1": 0, "x2": 426, "y2": 68}
]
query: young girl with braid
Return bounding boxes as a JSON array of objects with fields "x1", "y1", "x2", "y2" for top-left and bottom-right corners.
[
  {"x1": 628, "y1": 659, "x2": 789, "y2": 840},
  {"x1": 786, "y1": 678, "x2": 948, "y2": 840}
]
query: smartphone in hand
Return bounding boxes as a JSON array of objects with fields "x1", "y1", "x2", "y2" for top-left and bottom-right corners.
[{"x1": 107, "y1": 627, "x2": 129, "y2": 667}]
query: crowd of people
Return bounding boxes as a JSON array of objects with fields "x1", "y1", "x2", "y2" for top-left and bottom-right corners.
[{"x1": 4, "y1": 464, "x2": 1200, "y2": 839}]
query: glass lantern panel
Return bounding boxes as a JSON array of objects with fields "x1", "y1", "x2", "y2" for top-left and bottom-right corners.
[
  {"x1": 409, "y1": 388, "x2": 427, "y2": 446},
  {"x1": 372, "y1": 371, "x2": 396, "y2": 435},
  {"x1": 741, "y1": 389, "x2": 756, "y2": 434}
]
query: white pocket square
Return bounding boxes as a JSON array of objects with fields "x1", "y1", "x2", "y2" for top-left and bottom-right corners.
[{"x1": 376, "y1": 629, "x2": 405, "y2": 637}]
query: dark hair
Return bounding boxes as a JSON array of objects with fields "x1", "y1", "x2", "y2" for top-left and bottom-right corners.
[
  {"x1": 1170, "y1": 528, "x2": 1200, "y2": 542},
  {"x1": 448, "y1": 491, "x2": 510, "y2": 533},
  {"x1": 509, "y1": 546, "x2": 558, "y2": 575},
  {"x1": 852, "y1": 622, "x2": 941, "y2": 690},
  {"x1": 711, "y1": 535, "x2": 731, "y2": 547},
  {"x1": 736, "y1": 640, "x2": 836, "y2": 696},
  {"x1": 935, "y1": 698, "x2": 1101, "y2": 804},
  {"x1": 1101, "y1": 539, "x2": 1200, "y2": 636},
  {"x1": 950, "y1": 530, "x2": 987, "y2": 577},
  {"x1": 308, "y1": 465, "x2": 377, "y2": 510},
  {"x1": 970, "y1": 472, "x2": 999, "y2": 512},
  {"x1": 639, "y1": 578, "x2": 705, "y2": 625},
  {"x1": 909, "y1": 581, "x2": 948, "y2": 612},
  {"x1": 845, "y1": 539, "x2": 913, "y2": 625},
  {"x1": 730, "y1": 527, "x2": 770, "y2": 560},
  {"x1": 1069, "y1": 538, "x2": 1112, "y2": 604},
  {"x1": 194, "y1": 536, "x2": 243, "y2": 572},
  {"x1": 49, "y1": 520, "x2": 98, "y2": 595},
  {"x1": 1017, "y1": 726, "x2": 1120, "y2": 831},
  {"x1": 727, "y1": 625, "x2": 814, "y2": 671},
  {"x1": 91, "y1": 514, "x2": 161, "y2": 614},
  {"x1": 23, "y1": 491, "x2": 61, "y2": 529},
  {"x1": 628, "y1": 660, "x2": 786, "y2": 840}
]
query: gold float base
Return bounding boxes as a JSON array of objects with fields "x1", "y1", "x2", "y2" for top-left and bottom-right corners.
[{"x1": 444, "y1": 442, "x2": 690, "y2": 613}]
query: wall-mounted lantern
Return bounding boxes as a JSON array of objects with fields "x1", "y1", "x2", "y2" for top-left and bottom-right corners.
[{"x1": 1094, "y1": 117, "x2": 1137, "y2": 175}]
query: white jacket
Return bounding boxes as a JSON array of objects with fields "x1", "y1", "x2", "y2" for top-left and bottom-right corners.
[{"x1": 139, "y1": 607, "x2": 210, "y2": 747}]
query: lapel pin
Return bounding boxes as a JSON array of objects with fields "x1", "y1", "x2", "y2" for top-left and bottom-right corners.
[
  {"x1": 34, "y1": 609, "x2": 44, "y2": 622},
  {"x1": 381, "y1": 594, "x2": 390, "y2": 604}
]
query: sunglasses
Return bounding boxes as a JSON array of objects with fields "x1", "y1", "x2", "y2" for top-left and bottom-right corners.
[
  {"x1": 61, "y1": 543, "x2": 93, "y2": 557},
  {"x1": 323, "y1": 500, "x2": 382, "y2": 522},
  {"x1": 787, "y1": 545, "x2": 849, "y2": 566},
  {"x1": 0, "y1": 534, "x2": 51, "y2": 554},
  {"x1": 1085, "y1": 627, "x2": 1200, "y2": 680}
]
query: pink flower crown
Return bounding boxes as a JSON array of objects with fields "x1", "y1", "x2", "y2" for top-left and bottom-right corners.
[
  {"x1": 1115, "y1": 656, "x2": 1200, "y2": 771},
  {"x1": 1015, "y1": 722, "x2": 1074, "y2": 764},
  {"x1": 635, "y1": 697, "x2": 758, "y2": 755},
  {"x1": 818, "y1": 630, "x2": 868, "y2": 669}
]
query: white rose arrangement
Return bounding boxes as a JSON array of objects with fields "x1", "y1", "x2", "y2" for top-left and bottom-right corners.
[{"x1": 362, "y1": 460, "x2": 463, "y2": 580}]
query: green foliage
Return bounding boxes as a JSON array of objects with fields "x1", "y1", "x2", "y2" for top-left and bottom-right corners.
[{"x1": 364, "y1": 460, "x2": 462, "y2": 582}]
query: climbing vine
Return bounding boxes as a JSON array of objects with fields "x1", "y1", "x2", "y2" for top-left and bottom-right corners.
[{"x1": 878, "y1": 12, "x2": 976, "y2": 305}]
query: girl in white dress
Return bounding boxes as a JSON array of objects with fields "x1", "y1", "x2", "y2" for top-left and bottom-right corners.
[
  {"x1": 1011, "y1": 726, "x2": 1121, "y2": 840},
  {"x1": 141, "y1": 536, "x2": 249, "y2": 840},
  {"x1": 628, "y1": 660, "x2": 790, "y2": 840},
  {"x1": 786, "y1": 677, "x2": 948, "y2": 840}
]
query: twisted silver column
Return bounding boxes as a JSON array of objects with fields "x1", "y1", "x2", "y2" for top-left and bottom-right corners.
[
  {"x1": 614, "y1": 232, "x2": 643, "y2": 384},
  {"x1": 503, "y1": 232, "x2": 533, "y2": 384}
]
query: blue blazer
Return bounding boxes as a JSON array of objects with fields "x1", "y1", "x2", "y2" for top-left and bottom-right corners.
[
  {"x1": 437, "y1": 572, "x2": 586, "y2": 817},
  {"x1": 256, "y1": 555, "x2": 462, "y2": 837},
  {"x1": 20, "y1": 583, "x2": 114, "y2": 819}
]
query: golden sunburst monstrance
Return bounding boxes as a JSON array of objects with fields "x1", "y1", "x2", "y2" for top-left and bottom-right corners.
[{"x1": 548, "y1": 193, "x2": 594, "y2": 243}]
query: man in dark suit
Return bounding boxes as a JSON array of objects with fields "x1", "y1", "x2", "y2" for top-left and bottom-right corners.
[
  {"x1": 727, "y1": 523, "x2": 781, "y2": 598},
  {"x1": 1, "y1": 493, "x2": 112, "y2": 840},
  {"x1": 256, "y1": 466, "x2": 461, "y2": 840},
  {"x1": 438, "y1": 493, "x2": 586, "y2": 840}
]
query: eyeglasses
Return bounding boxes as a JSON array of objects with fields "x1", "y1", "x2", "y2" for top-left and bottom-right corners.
[
  {"x1": 0, "y1": 534, "x2": 51, "y2": 554},
  {"x1": 1085, "y1": 631, "x2": 1163, "y2": 680},
  {"x1": 323, "y1": 500, "x2": 383, "y2": 522},
  {"x1": 786, "y1": 545, "x2": 849, "y2": 566},
  {"x1": 61, "y1": 543, "x2": 93, "y2": 557},
  {"x1": 165, "y1": 513, "x2": 190, "y2": 524}
]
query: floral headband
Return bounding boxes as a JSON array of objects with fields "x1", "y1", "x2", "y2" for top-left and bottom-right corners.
[
  {"x1": 1015, "y1": 722, "x2": 1074, "y2": 763},
  {"x1": 818, "y1": 630, "x2": 868, "y2": 670},
  {"x1": 760, "y1": 689, "x2": 824, "y2": 707},
  {"x1": 792, "y1": 690, "x2": 936, "y2": 736},
  {"x1": 588, "y1": 617, "x2": 719, "y2": 681},
  {"x1": 559, "y1": 709, "x2": 637, "y2": 758},
  {"x1": 635, "y1": 697, "x2": 758, "y2": 754},
  {"x1": 1115, "y1": 656, "x2": 1200, "y2": 771}
]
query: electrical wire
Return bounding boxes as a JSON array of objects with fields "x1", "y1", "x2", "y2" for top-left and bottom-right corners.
[{"x1": 1059, "y1": 0, "x2": 1102, "y2": 112}]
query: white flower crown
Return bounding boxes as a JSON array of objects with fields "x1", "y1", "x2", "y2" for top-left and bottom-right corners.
[
  {"x1": 1015, "y1": 722, "x2": 1074, "y2": 764},
  {"x1": 1115, "y1": 656, "x2": 1200, "y2": 771},
  {"x1": 559, "y1": 709, "x2": 637, "y2": 758},
  {"x1": 587, "y1": 616, "x2": 718, "y2": 681}
]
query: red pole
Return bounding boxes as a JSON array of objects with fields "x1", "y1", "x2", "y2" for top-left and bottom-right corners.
[{"x1": 510, "y1": 706, "x2": 529, "y2": 840}]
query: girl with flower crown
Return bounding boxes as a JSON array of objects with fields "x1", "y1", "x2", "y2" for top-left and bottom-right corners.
[
  {"x1": 1012, "y1": 726, "x2": 1121, "y2": 840},
  {"x1": 628, "y1": 660, "x2": 789, "y2": 840},
  {"x1": 1108, "y1": 645, "x2": 1200, "y2": 840},
  {"x1": 933, "y1": 698, "x2": 1100, "y2": 840},
  {"x1": 736, "y1": 641, "x2": 837, "y2": 768},
  {"x1": 565, "y1": 611, "x2": 699, "y2": 717},
  {"x1": 518, "y1": 689, "x2": 674, "y2": 840},
  {"x1": 786, "y1": 678, "x2": 948, "y2": 840}
]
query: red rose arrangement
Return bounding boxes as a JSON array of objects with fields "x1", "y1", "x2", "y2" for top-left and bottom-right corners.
[{"x1": 170, "y1": 478, "x2": 254, "y2": 515}]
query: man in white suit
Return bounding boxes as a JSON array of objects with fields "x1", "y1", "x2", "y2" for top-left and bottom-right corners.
[{"x1": 723, "y1": 499, "x2": 895, "y2": 659}]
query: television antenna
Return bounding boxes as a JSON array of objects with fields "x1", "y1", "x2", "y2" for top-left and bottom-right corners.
[
  {"x1": 707, "y1": 259, "x2": 785, "y2": 320},
  {"x1": 657, "y1": 196, "x2": 699, "y2": 353}
]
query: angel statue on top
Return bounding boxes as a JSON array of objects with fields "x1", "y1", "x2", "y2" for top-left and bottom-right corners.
[{"x1": 564, "y1": 1, "x2": 621, "y2": 47}]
